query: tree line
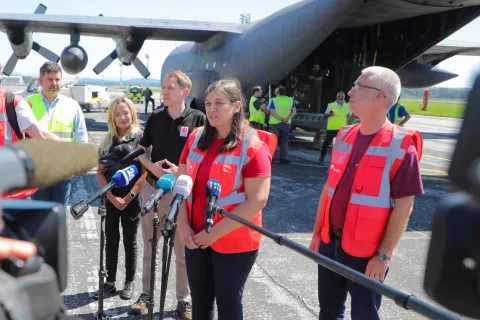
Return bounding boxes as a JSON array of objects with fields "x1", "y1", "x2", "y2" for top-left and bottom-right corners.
[{"x1": 401, "y1": 87, "x2": 470, "y2": 100}]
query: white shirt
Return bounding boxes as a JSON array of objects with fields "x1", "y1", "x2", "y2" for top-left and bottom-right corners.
[{"x1": 15, "y1": 99, "x2": 37, "y2": 132}]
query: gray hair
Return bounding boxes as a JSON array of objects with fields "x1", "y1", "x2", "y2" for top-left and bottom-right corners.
[{"x1": 361, "y1": 66, "x2": 401, "y2": 107}]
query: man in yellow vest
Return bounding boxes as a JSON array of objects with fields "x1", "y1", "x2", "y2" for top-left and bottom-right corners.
[
  {"x1": 248, "y1": 86, "x2": 268, "y2": 129},
  {"x1": 387, "y1": 97, "x2": 411, "y2": 127},
  {"x1": 269, "y1": 86, "x2": 296, "y2": 164},
  {"x1": 319, "y1": 91, "x2": 350, "y2": 162},
  {"x1": 26, "y1": 61, "x2": 88, "y2": 208}
]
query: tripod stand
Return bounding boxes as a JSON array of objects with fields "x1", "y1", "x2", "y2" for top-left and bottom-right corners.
[
  {"x1": 94, "y1": 196, "x2": 109, "y2": 320},
  {"x1": 146, "y1": 202, "x2": 161, "y2": 320}
]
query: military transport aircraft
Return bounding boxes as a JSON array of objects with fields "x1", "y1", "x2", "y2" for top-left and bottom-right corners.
[{"x1": 1, "y1": 0, "x2": 480, "y2": 127}]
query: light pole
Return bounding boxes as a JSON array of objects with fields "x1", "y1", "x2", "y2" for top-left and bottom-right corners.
[
  {"x1": 119, "y1": 62, "x2": 123, "y2": 89},
  {"x1": 145, "y1": 53, "x2": 150, "y2": 85}
]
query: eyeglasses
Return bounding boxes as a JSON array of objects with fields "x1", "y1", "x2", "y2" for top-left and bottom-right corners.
[{"x1": 352, "y1": 83, "x2": 383, "y2": 91}]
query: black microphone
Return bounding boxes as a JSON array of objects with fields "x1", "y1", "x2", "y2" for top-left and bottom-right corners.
[
  {"x1": 205, "y1": 179, "x2": 221, "y2": 233},
  {"x1": 164, "y1": 175, "x2": 193, "y2": 231},
  {"x1": 140, "y1": 174, "x2": 176, "y2": 217},
  {"x1": 99, "y1": 144, "x2": 132, "y2": 161},
  {"x1": 118, "y1": 148, "x2": 146, "y2": 165}
]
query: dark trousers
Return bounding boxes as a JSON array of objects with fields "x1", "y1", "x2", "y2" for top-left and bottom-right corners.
[
  {"x1": 145, "y1": 97, "x2": 155, "y2": 113},
  {"x1": 320, "y1": 129, "x2": 339, "y2": 158},
  {"x1": 31, "y1": 179, "x2": 72, "y2": 210},
  {"x1": 318, "y1": 233, "x2": 384, "y2": 320},
  {"x1": 104, "y1": 200, "x2": 141, "y2": 283},
  {"x1": 185, "y1": 247, "x2": 258, "y2": 320}
]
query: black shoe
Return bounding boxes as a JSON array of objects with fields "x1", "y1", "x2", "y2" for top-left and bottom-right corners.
[
  {"x1": 319, "y1": 155, "x2": 325, "y2": 162},
  {"x1": 121, "y1": 281, "x2": 134, "y2": 300},
  {"x1": 92, "y1": 283, "x2": 116, "y2": 300},
  {"x1": 130, "y1": 293, "x2": 149, "y2": 315},
  {"x1": 280, "y1": 159, "x2": 291, "y2": 164}
]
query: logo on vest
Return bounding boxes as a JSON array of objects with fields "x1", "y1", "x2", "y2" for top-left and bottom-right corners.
[{"x1": 180, "y1": 126, "x2": 189, "y2": 137}]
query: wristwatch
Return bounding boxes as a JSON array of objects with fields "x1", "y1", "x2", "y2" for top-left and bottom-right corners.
[
  {"x1": 375, "y1": 251, "x2": 391, "y2": 261},
  {"x1": 129, "y1": 191, "x2": 136, "y2": 199}
]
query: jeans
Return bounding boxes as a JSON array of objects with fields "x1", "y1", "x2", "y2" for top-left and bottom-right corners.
[
  {"x1": 30, "y1": 179, "x2": 72, "y2": 209},
  {"x1": 185, "y1": 247, "x2": 258, "y2": 320},
  {"x1": 320, "y1": 130, "x2": 339, "y2": 158},
  {"x1": 318, "y1": 233, "x2": 385, "y2": 320},
  {"x1": 104, "y1": 200, "x2": 141, "y2": 283}
]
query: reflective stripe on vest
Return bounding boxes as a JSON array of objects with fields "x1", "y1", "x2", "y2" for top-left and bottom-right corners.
[
  {"x1": 389, "y1": 103, "x2": 403, "y2": 124},
  {"x1": 321, "y1": 122, "x2": 423, "y2": 257},
  {"x1": 26, "y1": 93, "x2": 75, "y2": 142},
  {"x1": 326, "y1": 102, "x2": 349, "y2": 130},
  {"x1": 269, "y1": 96, "x2": 293, "y2": 124},
  {"x1": 0, "y1": 112, "x2": 13, "y2": 145},
  {"x1": 249, "y1": 96, "x2": 265, "y2": 124}
]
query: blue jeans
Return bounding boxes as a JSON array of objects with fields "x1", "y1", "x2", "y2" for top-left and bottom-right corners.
[
  {"x1": 30, "y1": 179, "x2": 72, "y2": 210},
  {"x1": 185, "y1": 247, "x2": 258, "y2": 320},
  {"x1": 318, "y1": 233, "x2": 385, "y2": 320}
]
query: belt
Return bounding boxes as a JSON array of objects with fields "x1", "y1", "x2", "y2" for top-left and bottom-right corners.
[
  {"x1": 331, "y1": 227, "x2": 343, "y2": 237},
  {"x1": 146, "y1": 174, "x2": 157, "y2": 187}
]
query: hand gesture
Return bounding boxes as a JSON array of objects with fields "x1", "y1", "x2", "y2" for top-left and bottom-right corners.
[
  {"x1": 180, "y1": 226, "x2": 199, "y2": 250},
  {"x1": 193, "y1": 230, "x2": 218, "y2": 249},
  {"x1": 156, "y1": 159, "x2": 178, "y2": 175},
  {"x1": 365, "y1": 256, "x2": 389, "y2": 282},
  {"x1": 109, "y1": 195, "x2": 126, "y2": 211},
  {"x1": 0, "y1": 238, "x2": 36, "y2": 261}
]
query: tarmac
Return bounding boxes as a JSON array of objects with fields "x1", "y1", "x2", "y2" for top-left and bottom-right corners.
[{"x1": 61, "y1": 105, "x2": 470, "y2": 320}]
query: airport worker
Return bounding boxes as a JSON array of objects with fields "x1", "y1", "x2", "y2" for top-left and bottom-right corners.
[
  {"x1": 177, "y1": 78, "x2": 276, "y2": 320},
  {"x1": 0, "y1": 62, "x2": 61, "y2": 199},
  {"x1": 388, "y1": 96, "x2": 411, "y2": 127},
  {"x1": 319, "y1": 91, "x2": 350, "y2": 162},
  {"x1": 143, "y1": 85, "x2": 155, "y2": 114},
  {"x1": 132, "y1": 71, "x2": 205, "y2": 319},
  {"x1": 94, "y1": 97, "x2": 145, "y2": 301},
  {"x1": 309, "y1": 66, "x2": 424, "y2": 320},
  {"x1": 248, "y1": 86, "x2": 267, "y2": 129},
  {"x1": 24, "y1": 61, "x2": 87, "y2": 208},
  {"x1": 268, "y1": 85, "x2": 296, "y2": 164}
]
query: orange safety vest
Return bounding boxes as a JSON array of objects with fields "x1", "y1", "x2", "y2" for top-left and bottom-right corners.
[
  {"x1": 320, "y1": 122, "x2": 423, "y2": 258},
  {"x1": 0, "y1": 90, "x2": 38, "y2": 199},
  {"x1": 185, "y1": 125, "x2": 277, "y2": 254}
]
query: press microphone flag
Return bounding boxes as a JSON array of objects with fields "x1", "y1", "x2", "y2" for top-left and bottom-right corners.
[
  {"x1": 205, "y1": 179, "x2": 221, "y2": 233},
  {"x1": 164, "y1": 175, "x2": 193, "y2": 230},
  {"x1": 70, "y1": 164, "x2": 139, "y2": 220},
  {"x1": 140, "y1": 174, "x2": 176, "y2": 217}
]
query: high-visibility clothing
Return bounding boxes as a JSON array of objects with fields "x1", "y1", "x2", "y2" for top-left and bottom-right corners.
[
  {"x1": 0, "y1": 91, "x2": 38, "y2": 199},
  {"x1": 249, "y1": 96, "x2": 265, "y2": 125},
  {"x1": 185, "y1": 126, "x2": 277, "y2": 254},
  {"x1": 319, "y1": 122, "x2": 423, "y2": 257},
  {"x1": 389, "y1": 103, "x2": 403, "y2": 124},
  {"x1": 26, "y1": 93, "x2": 75, "y2": 142},
  {"x1": 269, "y1": 96, "x2": 293, "y2": 125},
  {"x1": 326, "y1": 101, "x2": 350, "y2": 130}
]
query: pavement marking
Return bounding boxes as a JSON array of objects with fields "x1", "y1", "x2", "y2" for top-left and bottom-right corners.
[
  {"x1": 423, "y1": 154, "x2": 451, "y2": 161},
  {"x1": 420, "y1": 168, "x2": 448, "y2": 176},
  {"x1": 88, "y1": 131, "x2": 109, "y2": 135}
]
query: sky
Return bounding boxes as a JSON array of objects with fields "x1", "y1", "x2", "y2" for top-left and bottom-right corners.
[{"x1": 1, "y1": 0, "x2": 480, "y2": 88}]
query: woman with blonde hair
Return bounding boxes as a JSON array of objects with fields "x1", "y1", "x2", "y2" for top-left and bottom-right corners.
[{"x1": 94, "y1": 97, "x2": 145, "y2": 301}]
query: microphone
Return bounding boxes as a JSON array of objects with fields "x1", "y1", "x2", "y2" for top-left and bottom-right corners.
[
  {"x1": 164, "y1": 175, "x2": 193, "y2": 231},
  {"x1": 0, "y1": 140, "x2": 97, "y2": 194},
  {"x1": 70, "y1": 164, "x2": 139, "y2": 220},
  {"x1": 205, "y1": 179, "x2": 221, "y2": 233},
  {"x1": 140, "y1": 174, "x2": 176, "y2": 217},
  {"x1": 119, "y1": 148, "x2": 145, "y2": 165},
  {"x1": 99, "y1": 144, "x2": 132, "y2": 161}
]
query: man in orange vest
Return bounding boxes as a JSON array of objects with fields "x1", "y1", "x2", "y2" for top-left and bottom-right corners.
[
  {"x1": 309, "y1": 66, "x2": 424, "y2": 319},
  {"x1": 0, "y1": 63, "x2": 60, "y2": 199}
]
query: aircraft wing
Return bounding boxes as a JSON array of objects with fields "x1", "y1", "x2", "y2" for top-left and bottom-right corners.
[
  {"x1": 419, "y1": 40, "x2": 480, "y2": 65},
  {"x1": 0, "y1": 13, "x2": 245, "y2": 42}
]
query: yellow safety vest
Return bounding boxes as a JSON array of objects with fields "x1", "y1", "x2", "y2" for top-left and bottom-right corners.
[
  {"x1": 249, "y1": 96, "x2": 265, "y2": 125},
  {"x1": 388, "y1": 103, "x2": 403, "y2": 124},
  {"x1": 26, "y1": 93, "x2": 75, "y2": 141},
  {"x1": 326, "y1": 101, "x2": 349, "y2": 130},
  {"x1": 269, "y1": 96, "x2": 293, "y2": 125}
]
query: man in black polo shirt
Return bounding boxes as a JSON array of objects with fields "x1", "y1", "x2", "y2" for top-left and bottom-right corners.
[{"x1": 131, "y1": 71, "x2": 205, "y2": 319}]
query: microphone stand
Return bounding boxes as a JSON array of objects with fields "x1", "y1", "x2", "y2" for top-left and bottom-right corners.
[
  {"x1": 211, "y1": 205, "x2": 460, "y2": 320},
  {"x1": 146, "y1": 202, "x2": 161, "y2": 320},
  {"x1": 94, "y1": 196, "x2": 109, "y2": 320}
]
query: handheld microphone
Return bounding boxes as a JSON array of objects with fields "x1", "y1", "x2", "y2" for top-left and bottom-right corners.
[
  {"x1": 140, "y1": 174, "x2": 176, "y2": 217},
  {"x1": 164, "y1": 175, "x2": 193, "y2": 231},
  {"x1": 70, "y1": 164, "x2": 139, "y2": 220},
  {"x1": 99, "y1": 144, "x2": 132, "y2": 161},
  {"x1": 205, "y1": 179, "x2": 221, "y2": 233},
  {"x1": 119, "y1": 148, "x2": 145, "y2": 165}
]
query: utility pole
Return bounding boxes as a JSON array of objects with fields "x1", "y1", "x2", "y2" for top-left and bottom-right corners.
[
  {"x1": 145, "y1": 53, "x2": 150, "y2": 86},
  {"x1": 119, "y1": 62, "x2": 123, "y2": 89},
  {"x1": 240, "y1": 13, "x2": 251, "y2": 24}
]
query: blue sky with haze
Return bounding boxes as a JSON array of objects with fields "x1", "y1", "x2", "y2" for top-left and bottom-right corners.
[{"x1": 1, "y1": 0, "x2": 480, "y2": 88}]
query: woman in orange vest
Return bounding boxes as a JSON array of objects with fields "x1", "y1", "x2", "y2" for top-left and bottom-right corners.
[{"x1": 176, "y1": 78, "x2": 276, "y2": 320}]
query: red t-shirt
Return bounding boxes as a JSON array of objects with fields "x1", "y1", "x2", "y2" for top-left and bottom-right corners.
[
  {"x1": 329, "y1": 132, "x2": 424, "y2": 229},
  {"x1": 179, "y1": 137, "x2": 272, "y2": 233}
]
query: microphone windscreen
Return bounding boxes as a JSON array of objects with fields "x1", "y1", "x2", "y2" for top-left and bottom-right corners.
[
  {"x1": 174, "y1": 175, "x2": 193, "y2": 198},
  {"x1": 13, "y1": 140, "x2": 97, "y2": 189},
  {"x1": 112, "y1": 165, "x2": 138, "y2": 187},
  {"x1": 156, "y1": 174, "x2": 176, "y2": 192},
  {"x1": 206, "y1": 179, "x2": 221, "y2": 198}
]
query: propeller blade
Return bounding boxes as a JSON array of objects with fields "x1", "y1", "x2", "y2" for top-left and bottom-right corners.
[
  {"x1": 34, "y1": 4, "x2": 47, "y2": 14},
  {"x1": 3, "y1": 54, "x2": 18, "y2": 76},
  {"x1": 132, "y1": 57, "x2": 151, "y2": 78},
  {"x1": 32, "y1": 42, "x2": 60, "y2": 62},
  {"x1": 93, "y1": 49, "x2": 118, "y2": 75}
]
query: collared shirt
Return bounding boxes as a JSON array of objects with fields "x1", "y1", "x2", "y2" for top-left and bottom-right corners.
[
  {"x1": 40, "y1": 92, "x2": 88, "y2": 143},
  {"x1": 140, "y1": 104, "x2": 205, "y2": 180}
]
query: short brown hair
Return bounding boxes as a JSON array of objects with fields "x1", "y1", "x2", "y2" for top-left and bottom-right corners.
[
  {"x1": 165, "y1": 71, "x2": 192, "y2": 91},
  {"x1": 40, "y1": 62, "x2": 62, "y2": 77}
]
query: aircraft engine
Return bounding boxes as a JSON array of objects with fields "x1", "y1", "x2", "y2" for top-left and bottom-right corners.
[
  {"x1": 397, "y1": 62, "x2": 458, "y2": 88},
  {"x1": 60, "y1": 43, "x2": 88, "y2": 75}
]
